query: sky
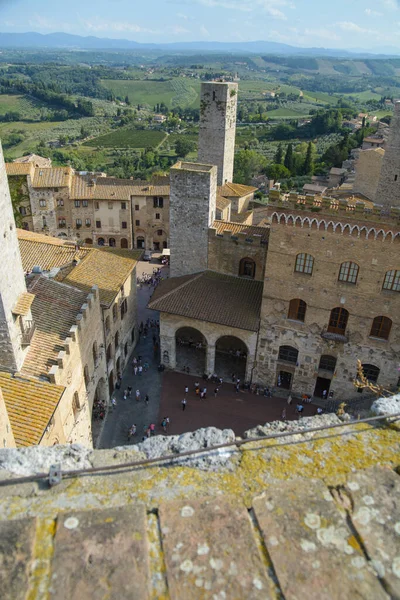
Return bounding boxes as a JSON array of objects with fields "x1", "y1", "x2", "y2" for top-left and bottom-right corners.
[{"x1": 1, "y1": 0, "x2": 400, "y2": 51}]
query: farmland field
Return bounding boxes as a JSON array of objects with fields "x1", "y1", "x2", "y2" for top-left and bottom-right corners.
[
  {"x1": 100, "y1": 78, "x2": 201, "y2": 108},
  {"x1": 84, "y1": 128, "x2": 167, "y2": 149},
  {"x1": 0, "y1": 94, "x2": 42, "y2": 119}
]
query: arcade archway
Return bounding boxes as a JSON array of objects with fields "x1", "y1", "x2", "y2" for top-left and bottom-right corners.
[
  {"x1": 215, "y1": 336, "x2": 248, "y2": 381},
  {"x1": 175, "y1": 327, "x2": 207, "y2": 375}
]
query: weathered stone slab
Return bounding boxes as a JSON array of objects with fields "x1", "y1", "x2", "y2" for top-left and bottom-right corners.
[
  {"x1": 159, "y1": 497, "x2": 271, "y2": 599},
  {"x1": 346, "y1": 466, "x2": 400, "y2": 596},
  {"x1": 0, "y1": 516, "x2": 36, "y2": 600},
  {"x1": 49, "y1": 505, "x2": 150, "y2": 600},
  {"x1": 253, "y1": 479, "x2": 387, "y2": 600}
]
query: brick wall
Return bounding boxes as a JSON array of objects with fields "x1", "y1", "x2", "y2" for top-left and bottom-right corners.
[{"x1": 353, "y1": 148, "x2": 384, "y2": 201}]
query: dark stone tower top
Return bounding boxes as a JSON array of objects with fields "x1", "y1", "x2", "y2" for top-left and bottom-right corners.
[{"x1": 375, "y1": 101, "x2": 400, "y2": 208}]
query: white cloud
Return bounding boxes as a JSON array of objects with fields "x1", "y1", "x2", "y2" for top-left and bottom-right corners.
[
  {"x1": 199, "y1": 24, "x2": 210, "y2": 36},
  {"x1": 171, "y1": 0, "x2": 292, "y2": 19},
  {"x1": 365, "y1": 8, "x2": 383, "y2": 16},
  {"x1": 380, "y1": 0, "x2": 398, "y2": 10},
  {"x1": 168, "y1": 25, "x2": 190, "y2": 34},
  {"x1": 81, "y1": 19, "x2": 158, "y2": 34},
  {"x1": 335, "y1": 21, "x2": 377, "y2": 34},
  {"x1": 28, "y1": 15, "x2": 73, "y2": 31}
]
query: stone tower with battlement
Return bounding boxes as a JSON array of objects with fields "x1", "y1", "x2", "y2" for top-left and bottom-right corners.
[
  {"x1": 375, "y1": 101, "x2": 400, "y2": 208},
  {"x1": 198, "y1": 81, "x2": 238, "y2": 186},
  {"x1": 0, "y1": 143, "x2": 33, "y2": 372},
  {"x1": 169, "y1": 161, "x2": 217, "y2": 277}
]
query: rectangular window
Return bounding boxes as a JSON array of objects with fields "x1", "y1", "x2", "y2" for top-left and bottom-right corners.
[
  {"x1": 122, "y1": 221, "x2": 127, "y2": 229},
  {"x1": 96, "y1": 220, "x2": 101, "y2": 228},
  {"x1": 39, "y1": 199, "x2": 46, "y2": 207},
  {"x1": 121, "y1": 202, "x2": 127, "y2": 210},
  {"x1": 57, "y1": 198, "x2": 64, "y2": 207},
  {"x1": 85, "y1": 218, "x2": 91, "y2": 227},
  {"x1": 76, "y1": 219, "x2": 82, "y2": 227},
  {"x1": 95, "y1": 201, "x2": 100, "y2": 210},
  {"x1": 135, "y1": 204, "x2": 139, "y2": 211},
  {"x1": 153, "y1": 197, "x2": 164, "y2": 208},
  {"x1": 155, "y1": 213, "x2": 160, "y2": 220},
  {"x1": 74, "y1": 200, "x2": 80, "y2": 208},
  {"x1": 108, "y1": 202, "x2": 113, "y2": 209},
  {"x1": 82, "y1": 200, "x2": 88, "y2": 207},
  {"x1": 135, "y1": 220, "x2": 140, "y2": 226},
  {"x1": 58, "y1": 218, "x2": 66, "y2": 228},
  {"x1": 157, "y1": 229, "x2": 163, "y2": 236},
  {"x1": 19, "y1": 206, "x2": 27, "y2": 215}
]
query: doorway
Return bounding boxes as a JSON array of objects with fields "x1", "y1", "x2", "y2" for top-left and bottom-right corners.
[
  {"x1": 314, "y1": 376, "x2": 331, "y2": 398},
  {"x1": 277, "y1": 370, "x2": 292, "y2": 390}
]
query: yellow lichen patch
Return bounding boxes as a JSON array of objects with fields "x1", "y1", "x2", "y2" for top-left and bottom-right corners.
[
  {"x1": 347, "y1": 535, "x2": 362, "y2": 553},
  {"x1": 27, "y1": 518, "x2": 56, "y2": 600}
]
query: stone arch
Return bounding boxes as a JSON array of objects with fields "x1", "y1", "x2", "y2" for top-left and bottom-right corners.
[
  {"x1": 272, "y1": 212, "x2": 279, "y2": 224},
  {"x1": 121, "y1": 238, "x2": 128, "y2": 248},
  {"x1": 294, "y1": 216, "x2": 302, "y2": 228},
  {"x1": 84, "y1": 238, "x2": 93, "y2": 244},
  {"x1": 326, "y1": 221, "x2": 335, "y2": 234},
  {"x1": 310, "y1": 218, "x2": 319, "y2": 230},
  {"x1": 287, "y1": 215, "x2": 294, "y2": 226},
  {"x1": 375, "y1": 229, "x2": 385, "y2": 242},
  {"x1": 279, "y1": 214, "x2": 286, "y2": 225},
  {"x1": 108, "y1": 237, "x2": 116, "y2": 247},
  {"x1": 239, "y1": 257, "x2": 256, "y2": 279},
  {"x1": 350, "y1": 225, "x2": 359, "y2": 238},
  {"x1": 359, "y1": 227, "x2": 368, "y2": 240},
  {"x1": 302, "y1": 217, "x2": 311, "y2": 229},
  {"x1": 97, "y1": 237, "x2": 105, "y2": 246},
  {"x1": 175, "y1": 326, "x2": 207, "y2": 375},
  {"x1": 367, "y1": 227, "x2": 377, "y2": 240},
  {"x1": 343, "y1": 224, "x2": 351, "y2": 236},
  {"x1": 318, "y1": 220, "x2": 326, "y2": 231},
  {"x1": 215, "y1": 335, "x2": 248, "y2": 381}
]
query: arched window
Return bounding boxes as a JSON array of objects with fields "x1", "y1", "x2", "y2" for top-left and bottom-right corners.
[
  {"x1": 294, "y1": 253, "x2": 314, "y2": 275},
  {"x1": 383, "y1": 270, "x2": 400, "y2": 292},
  {"x1": 84, "y1": 365, "x2": 90, "y2": 387},
  {"x1": 318, "y1": 355, "x2": 337, "y2": 373},
  {"x1": 109, "y1": 237, "x2": 116, "y2": 247},
  {"x1": 278, "y1": 345, "x2": 298, "y2": 364},
  {"x1": 106, "y1": 344, "x2": 112, "y2": 362},
  {"x1": 84, "y1": 238, "x2": 93, "y2": 245},
  {"x1": 92, "y1": 341, "x2": 98, "y2": 365},
  {"x1": 327, "y1": 307, "x2": 349, "y2": 334},
  {"x1": 72, "y1": 392, "x2": 80, "y2": 419},
  {"x1": 137, "y1": 237, "x2": 145, "y2": 249},
  {"x1": 124, "y1": 342, "x2": 128, "y2": 357},
  {"x1": 115, "y1": 331, "x2": 119, "y2": 350},
  {"x1": 288, "y1": 299, "x2": 307, "y2": 322},
  {"x1": 361, "y1": 364, "x2": 380, "y2": 383},
  {"x1": 112, "y1": 304, "x2": 117, "y2": 321},
  {"x1": 338, "y1": 261, "x2": 359, "y2": 284},
  {"x1": 239, "y1": 257, "x2": 256, "y2": 279},
  {"x1": 97, "y1": 237, "x2": 105, "y2": 246},
  {"x1": 105, "y1": 316, "x2": 110, "y2": 333},
  {"x1": 370, "y1": 316, "x2": 392, "y2": 340}
]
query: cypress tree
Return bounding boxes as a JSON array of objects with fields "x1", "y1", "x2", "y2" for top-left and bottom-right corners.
[
  {"x1": 275, "y1": 143, "x2": 283, "y2": 164},
  {"x1": 303, "y1": 141, "x2": 314, "y2": 175},
  {"x1": 284, "y1": 143, "x2": 294, "y2": 173}
]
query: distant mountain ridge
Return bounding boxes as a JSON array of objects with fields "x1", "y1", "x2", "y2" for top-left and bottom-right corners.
[{"x1": 0, "y1": 31, "x2": 399, "y2": 57}]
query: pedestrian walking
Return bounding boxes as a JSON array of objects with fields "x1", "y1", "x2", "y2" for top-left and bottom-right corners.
[
  {"x1": 133, "y1": 357, "x2": 137, "y2": 366},
  {"x1": 145, "y1": 394, "x2": 149, "y2": 405},
  {"x1": 235, "y1": 383, "x2": 240, "y2": 393},
  {"x1": 184, "y1": 385, "x2": 189, "y2": 397},
  {"x1": 134, "y1": 365, "x2": 138, "y2": 376},
  {"x1": 231, "y1": 373, "x2": 236, "y2": 383},
  {"x1": 200, "y1": 391, "x2": 205, "y2": 400},
  {"x1": 181, "y1": 398, "x2": 187, "y2": 411},
  {"x1": 127, "y1": 386, "x2": 132, "y2": 397},
  {"x1": 144, "y1": 361, "x2": 149, "y2": 372},
  {"x1": 214, "y1": 387, "x2": 219, "y2": 397},
  {"x1": 136, "y1": 389, "x2": 140, "y2": 402},
  {"x1": 287, "y1": 394, "x2": 292, "y2": 405},
  {"x1": 123, "y1": 390, "x2": 127, "y2": 401},
  {"x1": 111, "y1": 397, "x2": 117, "y2": 409},
  {"x1": 138, "y1": 365, "x2": 143, "y2": 376},
  {"x1": 282, "y1": 408, "x2": 286, "y2": 420},
  {"x1": 128, "y1": 424, "x2": 136, "y2": 441},
  {"x1": 150, "y1": 423, "x2": 155, "y2": 435},
  {"x1": 203, "y1": 387, "x2": 207, "y2": 398},
  {"x1": 322, "y1": 389, "x2": 328, "y2": 400}
]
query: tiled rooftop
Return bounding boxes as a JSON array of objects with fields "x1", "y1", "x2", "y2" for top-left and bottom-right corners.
[
  {"x1": 5, "y1": 162, "x2": 34, "y2": 176},
  {"x1": 32, "y1": 167, "x2": 73, "y2": 189},
  {"x1": 22, "y1": 276, "x2": 88, "y2": 379},
  {"x1": 0, "y1": 418, "x2": 399, "y2": 599},
  {"x1": 218, "y1": 182, "x2": 257, "y2": 198},
  {"x1": 216, "y1": 194, "x2": 231, "y2": 211},
  {"x1": 17, "y1": 229, "x2": 90, "y2": 272},
  {"x1": 57, "y1": 248, "x2": 141, "y2": 306},
  {"x1": 149, "y1": 270, "x2": 263, "y2": 331},
  {"x1": 0, "y1": 372, "x2": 65, "y2": 447},
  {"x1": 211, "y1": 219, "x2": 270, "y2": 241},
  {"x1": 12, "y1": 292, "x2": 35, "y2": 316}
]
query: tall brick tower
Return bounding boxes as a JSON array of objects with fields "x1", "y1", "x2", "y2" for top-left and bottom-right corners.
[
  {"x1": 198, "y1": 81, "x2": 238, "y2": 186},
  {"x1": 0, "y1": 142, "x2": 34, "y2": 372},
  {"x1": 375, "y1": 101, "x2": 400, "y2": 208},
  {"x1": 169, "y1": 161, "x2": 217, "y2": 277}
]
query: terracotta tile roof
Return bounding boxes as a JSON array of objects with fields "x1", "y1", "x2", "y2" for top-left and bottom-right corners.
[
  {"x1": 70, "y1": 175, "x2": 96, "y2": 200},
  {"x1": 5, "y1": 162, "x2": 34, "y2": 176},
  {"x1": 32, "y1": 167, "x2": 73, "y2": 189},
  {"x1": 130, "y1": 183, "x2": 170, "y2": 196},
  {"x1": 13, "y1": 153, "x2": 52, "y2": 168},
  {"x1": 216, "y1": 194, "x2": 231, "y2": 211},
  {"x1": 218, "y1": 182, "x2": 257, "y2": 198},
  {"x1": 0, "y1": 372, "x2": 65, "y2": 447},
  {"x1": 17, "y1": 229, "x2": 90, "y2": 272},
  {"x1": 12, "y1": 292, "x2": 35, "y2": 316},
  {"x1": 22, "y1": 276, "x2": 88, "y2": 379},
  {"x1": 148, "y1": 270, "x2": 263, "y2": 331},
  {"x1": 58, "y1": 248, "x2": 141, "y2": 307},
  {"x1": 91, "y1": 177, "x2": 136, "y2": 200},
  {"x1": 211, "y1": 219, "x2": 269, "y2": 241}
]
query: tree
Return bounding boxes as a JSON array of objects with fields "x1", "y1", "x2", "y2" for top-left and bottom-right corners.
[
  {"x1": 266, "y1": 163, "x2": 291, "y2": 181},
  {"x1": 233, "y1": 149, "x2": 267, "y2": 185},
  {"x1": 303, "y1": 141, "x2": 314, "y2": 176},
  {"x1": 284, "y1": 143, "x2": 294, "y2": 173},
  {"x1": 274, "y1": 143, "x2": 283, "y2": 164},
  {"x1": 125, "y1": 95, "x2": 130, "y2": 105},
  {"x1": 175, "y1": 137, "x2": 195, "y2": 158}
]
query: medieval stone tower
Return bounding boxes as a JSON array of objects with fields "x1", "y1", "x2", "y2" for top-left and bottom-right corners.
[
  {"x1": 0, "y1": 143, "x2": 33, "y2": 372},
  {"x1": 198, "y1": 81, "x2": 238, "y2": 186},
  {"x1": 169, "y1": 161, "x2": 217, "y2": 277},
  {"x1": 375, "y1": 101, "x2": 400, "y2": 208}
]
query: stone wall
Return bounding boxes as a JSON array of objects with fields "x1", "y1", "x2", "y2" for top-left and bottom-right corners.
[
  {"x1": 0, "y1": 143, "x2": 32, "y2": 372},
  {"x1": 159, "y1": 312, "x2": 258, "y2": 380},
  {"x1": 255, "y1": 211, "x2": 400, "y2": 399},
  {"x1": 169, "y1": 162, "x2": 217, "y2": 277},
  {"x1": 207, "y1": 228, "x2": 267, "y2": 281},
  {"x1": 131, "y1": 194, "x2": 169, "y2": 250},
  {"x1": 0, "y1": 387, "x2": 15, "y2": 448},
  {"x1": 375, "y1": 101, "x2": 400, "y2": 208},
  {"x1": 353, "y1": 148, "x2": 384, "y2": 201},
  {"x1": 198, "y1": 82, "x2": 238, "y2": 186}
]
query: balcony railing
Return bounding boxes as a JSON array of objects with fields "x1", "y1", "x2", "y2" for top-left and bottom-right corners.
[
  {"x1": 21, "y1": 320, "x2": 36, "y2": 347},
  {"x1": 321, "y1": 328, "x2": 348, "y2": 343}
]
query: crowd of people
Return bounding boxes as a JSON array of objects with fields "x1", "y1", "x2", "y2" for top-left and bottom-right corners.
[{"x1": 137, "y1": 267, "x2": 164, "y2": 289}]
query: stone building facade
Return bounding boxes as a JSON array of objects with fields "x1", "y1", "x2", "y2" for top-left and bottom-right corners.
[
  {"x1": 169, "y1": 162, "x2": 217, "y2": 277},
  {"x1": 198, "y1": 81, "x2": 238, "y2": 186},
  {"x1": 353, "y1": 148, "x2": 384, "y2": 202},
  {"x1": 254, "y1": 199, "x2": 400, "y2": 400},
  {"x1": 130, "y1": 182, "x2": 170, "y2": 251},
  {"x1": 375, "y1": 101, "x2": 400, "y2": 208}
]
